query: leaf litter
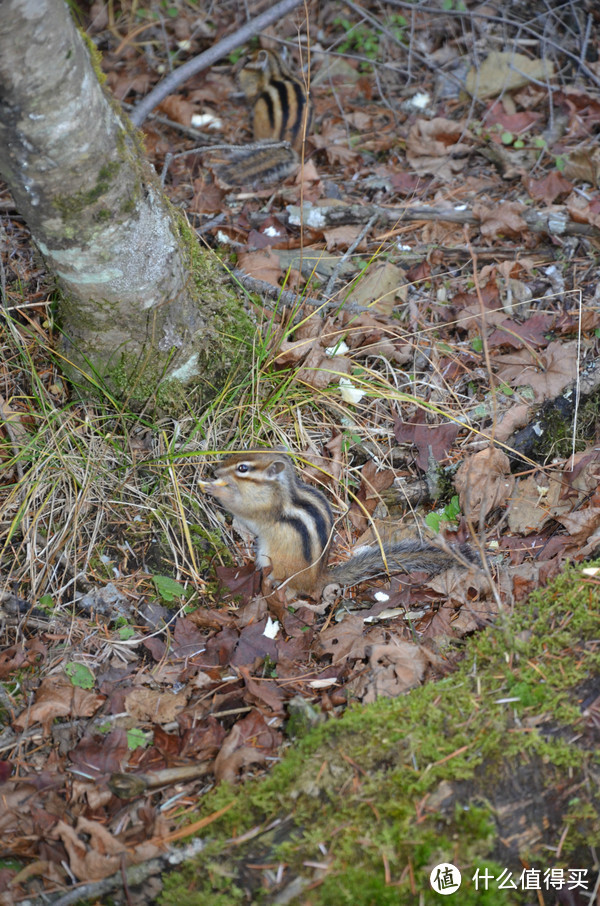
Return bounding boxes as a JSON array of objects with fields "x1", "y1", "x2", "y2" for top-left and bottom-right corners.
[{"x1": 2, "y1": 0, "x2": 600, "y2": 901}]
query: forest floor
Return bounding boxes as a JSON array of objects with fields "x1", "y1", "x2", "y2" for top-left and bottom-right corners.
[{"x1": 1, "y1": 0, "x2": 600, "y2": 903}]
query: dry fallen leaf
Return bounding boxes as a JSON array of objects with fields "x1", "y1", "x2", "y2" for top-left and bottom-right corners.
[
  {"x1": 466, "y1": 51, "x2": 555, "y2": 99},
  {"x1": 213, "y1": 713, "x2": 282, "y2": 783},
  {"x1": 507, "y1": 473, "x2": 571, "y2": 534},
  {"x1": 297, "y1": 344, "x2": 351, "y2": 389},
  {"x1": 125, "y1": 687, "x2": 188, "y2": 723},
  {"x1": 451, "y1": 280, "x2": 504, "y2": 331},
  {"x1": 53, "y1": 817, "x2": 126, "y2": 881},
  {"x1": 157, "y1": 94, "x2": 194, "y2": 126},
  {"x1": 312, "y1": 124, "x2": 363, "y2": 166},
  {"x1": 484, "y1": 99, "x2": 541, "y2": 135},
  {"x1": 323, "y1": 224, "x2": 365, "y2": 251},
  {"x1": 394, "y1": 412, "x2": 460, "y2": 472},
  {"x1": 454, "y1": 447, "x2": 515, "y2": 524},
  {"x1": 494, "y1": 402, "x2": 532, "y2": 442},
  {"x1": 426, "y1": 564, "x2": 491, "y2": 603},
  {"x1": 555, "y1": 508, "x2": 600, "y2": 543},
  {"x1": 237, "y1": 248, "x2": 283, "y2": 286},
  {"x1": 271, "y1": 334, "x2": 315, "y2": 366},
  {"x1": 348, "y1": 460, "x2": 395, "y2": 531},
  {"x1": 473, "y1": 201, "x2": 528, "y2": 239},
  {"x1": 566, "y1": 194, "x2": 600, "y2": 229},
  {"x1": 357, "y1": 641, "x2": 427, "y2": 702},
  {"x1": 564, "y1": 449, "x2": 600, "y2": 497},
  {"x1": 347, "y1": 261, "x2": 407, "y2": 315},
  {"x1": 563, "y1": 146, "x2": 600, "y2": 187},
  {"x1": 14, "y1": 675, "x2": 105, "y2": 735},
  {"x1": 487, "y1": 313, "x2": 553, "y2": 350},
  {"x1": 318, "y1": 614, "x2": 386, "y2": 665},
  {"x1": 494, "y1": 340, "x2": 578, "y2": 402},
  {"x1": 190, "y1": 177, "x2": 225, "y2": 215},
  {"x1": 406, "y1": 118, "x2": 473, "y2": 180},
  {"x1": 525, "y1": 171, "x2": 573, "y2": 204},
  {"x1": 568, "y1": 526, "x2": 600, "y2": 561},
  {"x1": 343, "y1": 311, "x2": 412, "y2": 363}
]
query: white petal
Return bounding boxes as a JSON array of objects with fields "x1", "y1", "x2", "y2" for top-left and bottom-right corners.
[
  {"x1": 339, "y1": 377, "x2": 365, "y2": 404},
  {"x1": 325, "y1": 341, "x2": 349, "y2": 356},
  {"x1": 263, "y1": 616, "x2": 280, "y2": 639}
]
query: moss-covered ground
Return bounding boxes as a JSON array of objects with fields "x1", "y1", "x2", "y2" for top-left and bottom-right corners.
[{"x1": 159, "y1": 563, "x2": 600, "y2": 905}]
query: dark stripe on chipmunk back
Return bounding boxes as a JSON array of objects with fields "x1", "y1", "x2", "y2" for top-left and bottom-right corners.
[
  {"x1": 271, "y1": 78, "x2": 293, "y2": 137},
  {"x1": 256, "y1": 90, "x2": 277, "y2": 133},
  {"x1": 288, "y1": 80, "x2": 306, "y2": 144},
  {"x1": 281, "y1": 514, "x2": 312, "y2": 564},
  {"x1": 303, "y1": 500, "x2": 331, "y2": 551},
  {"x1": 291, "y1": 489, "x2": 331, "y2": 552},
  {"x1": 270, "y1": 78, "x2": 305, "y2": 145}
]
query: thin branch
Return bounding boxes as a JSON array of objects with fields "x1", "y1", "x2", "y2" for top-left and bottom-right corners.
[
  {"x1": 286, "y1": 201, "x2": 600, "y2": 240},
  {"x1": 230, "y1": 268, "x2": 370, "y2": 315}
]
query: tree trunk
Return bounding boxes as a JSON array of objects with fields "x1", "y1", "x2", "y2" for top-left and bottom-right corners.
[{"x1": 0, "y1": 0, "x2": 247, "y2": 407}]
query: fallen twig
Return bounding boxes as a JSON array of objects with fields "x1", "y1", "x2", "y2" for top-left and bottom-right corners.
[
  {"x1": 231, "y1": 267, "x2": 375, "y2": 315},
  {"x1": 287, "y1": 202, "x2": 600, "y2": 241}
]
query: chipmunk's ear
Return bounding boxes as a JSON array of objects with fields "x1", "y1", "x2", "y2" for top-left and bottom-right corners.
[
  {"x1": 255, "y1": 49, "x2": 270, "y2": 70},
  {"x1": 265, "y1": 458, "x2": 288, "y2": 478}
]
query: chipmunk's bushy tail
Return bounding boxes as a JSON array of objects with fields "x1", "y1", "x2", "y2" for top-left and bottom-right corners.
[{"x1": 327, "y1": 539, "x2": 481, "y2": 586}]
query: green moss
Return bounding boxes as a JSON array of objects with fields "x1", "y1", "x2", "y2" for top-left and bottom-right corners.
[
  {"x1": 162, "y1": 867, "x2": 245, "y2": 906},
  {"x1": 159, "y1": 563, "x2": 600, "y2": 904},
  {"x1": 518, "y1": 388, "x2": 600, "y2": 463},
  {"x1": 54, "y1": 160, "x2": 121, "y2": 219},
  {"x1": 101, "y1": 347, "x2": 175, "y2": 407},
  {"x1": 532, "y1": 403, "x2": 572, "y2": 459},
  {"x1": 77, "y1": 27, "x2": 107, "y2": 85},
  {"x1": 577, "y1": 390, "x2": 600, "y2": 444},
  {"x1": 171, "y1": 208, "x2": 255, "y2": 347},
  {"x1": 560, "y1": 798, "x2": 600, "y2": 854},
  {"x1": 188, "y1": 523, "x2": 233, "y2": 561}
]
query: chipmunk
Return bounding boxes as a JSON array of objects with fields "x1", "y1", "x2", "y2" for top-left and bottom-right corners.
[
  {"x1": 238, "y1": 49, "x2": 313, "y2": 153},
  {"x1": 206, "y1": 49, "x2": 312, "y2": 188},
  {"x1": 199, "y1": 450, "x2": 481, "y2": 597}
]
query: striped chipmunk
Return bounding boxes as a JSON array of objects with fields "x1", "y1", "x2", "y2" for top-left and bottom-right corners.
[
  {"x1": 199, "y1": 450, "x2": 481, "y2": 598},
  {"x1": 206, "y1": 48, "x2": 313, "y2": 187}
]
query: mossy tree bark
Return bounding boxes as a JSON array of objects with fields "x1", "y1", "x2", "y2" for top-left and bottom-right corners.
[{"x1": 0, "y1": 0, "x2": 246, "y2": 407}]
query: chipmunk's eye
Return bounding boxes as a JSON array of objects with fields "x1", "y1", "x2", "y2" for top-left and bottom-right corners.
[{"x1": 236, "y1": 463, "x2": 249, "y2": 474}]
